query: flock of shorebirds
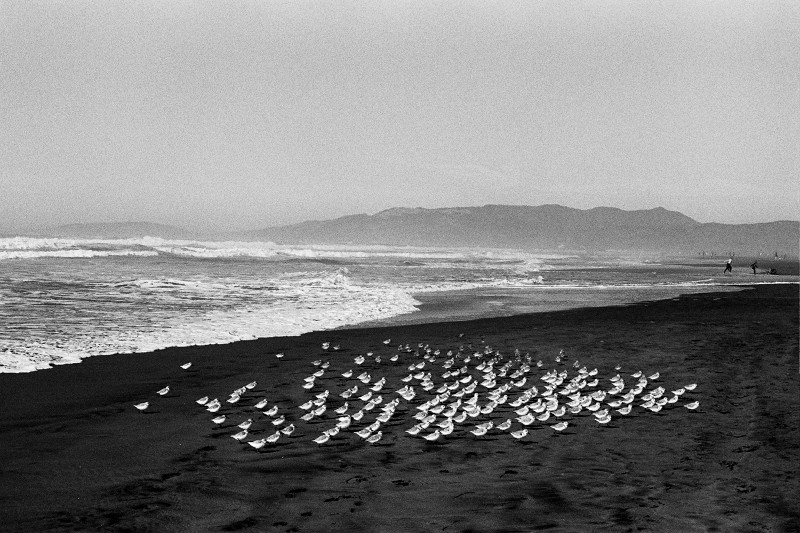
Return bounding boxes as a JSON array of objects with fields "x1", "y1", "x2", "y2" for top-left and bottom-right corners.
[{"x1": 134, "y1": 338, "x2": 700, "y2": 450}]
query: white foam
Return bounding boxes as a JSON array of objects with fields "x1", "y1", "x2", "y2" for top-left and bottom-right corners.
[{"x1": 0, "y1": 236, "x2": 561, "y2": 266}]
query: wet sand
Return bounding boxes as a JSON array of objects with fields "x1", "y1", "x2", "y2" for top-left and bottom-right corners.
[{"x1": 0, "y1": 284, "x2": 797, "y2": 532}]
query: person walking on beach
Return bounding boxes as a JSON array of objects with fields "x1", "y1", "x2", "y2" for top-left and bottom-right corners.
[
  {"x1": 724, "y1": 258, "x2": 732, "y2": 274},
  {"x1": 751, "y1": 261, "x2": 758, "y2": 275}
]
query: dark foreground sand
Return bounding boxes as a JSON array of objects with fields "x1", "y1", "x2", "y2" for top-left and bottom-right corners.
[{"x1": 0, "y1": 285, "x2": 797, "y2": 532}]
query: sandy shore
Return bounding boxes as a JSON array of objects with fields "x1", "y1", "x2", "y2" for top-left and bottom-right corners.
[{"x1": 0, "y1": 284, "x2": 797, "y2": 532}]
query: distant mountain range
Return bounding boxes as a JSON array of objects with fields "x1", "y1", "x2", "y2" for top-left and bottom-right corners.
[
  {"x1": 240, "y1": 205, "x2": 799, "y2": 256},
  {"x1": 29, "y1": 205, "x2": 800, "y2": 256}
]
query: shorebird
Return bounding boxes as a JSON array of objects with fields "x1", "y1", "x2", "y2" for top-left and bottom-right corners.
[
  {"x1": 238, "y1": 419, "x2": 253, "y2": 430},
  {"x1": 253, "y1": 399, "x2": 269, "y2": 410},
  {"x1": 470, "y1": 425, "x2": 490, "y2": 437},
  {"x1": 280, "y1": 424, "x2": 295, "y2": 436},
  {"x1": 342, "y1": 370, "x2": 353, "y2": 378},
  {"x1": 134, "y1": 402, "x2": 149, "y2": 411},
  {"x1": 267, "y1": 431, "x2": 281, "y2": 443},
  {"x1": 231, "y1": 429, "x2": 248, "y2": 441},
  {"x1": 157, "y1": 386, "x2": 169, "y2": 396},
  {"x1": 684, "y1": 383, "x2": 698, "y2": 391},
  {"x1": 196, "y1": 396, "x2": 209, "y2": 405},
  {"x1": 406, "y1": 425, "x2": 423, "y2": 436},
  {"x1": 550, "y1": 422, "x2": 568, "y2": 431},
  {"x1": 275, "y1": 353, "x2": 284, "y2": 358},
  {"x1": 180, "y1": 362, "x2": 192, "y2": 370},
  {"x1": 685, "y1": 401, "x2": 700, "y2": 410},
  {"x1": 383, "y1": 339, "x2": 391, "y2": 345},
  {"x1": 617, "y1": 405, "x2": 632, "y2": 415},
  {"x1": 264, "y1": 406, "x2": 279, "y2": 417},
  {"x1": 248, "y1": 438, "x2": 266, "y2": 449},
  {"x1": 206, "y1": 400, "x2": 221, "y2": 413},
  {"x1": 366, "y1": 431, "x2": 383, "y2": 444},
  {"x1": 355, "y1": 427, "x2": 373, "y2": 439},
  {"x1": 245, "y1": 381, "x2": 257, "y2": 390},
  {"x1": 422, "y1": 430, "x2": 441, "y2": 441},
  {"x1": 313, "y1": 434, "x2": 330, "y2": 444},
  {"x1": 212, "y1": 415, "x2": 226, "y2": 424},
  {"x1": 272, "y1": 415, "x2": 285, "y2": 425},
  {"x1": 335, "y1": 402, "x2": 349, "y2": 415},
  {"x1": 510, "y1": 429, "x2": 528, "y2": 439}
]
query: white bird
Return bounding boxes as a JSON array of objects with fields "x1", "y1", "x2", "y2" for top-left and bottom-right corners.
[
  {"x1": 335, "y1": 403, "x2": 349, "y2": 415},
  {"x1": 617, "y1": 405, "x2": 632, "y2": 415},
  {"x1": 383, "y1": 338, "x2": 391, "y2": 344},
  {"x1": 510, "y1": 429, "x2": 528, "y2": 439},
  {"x1": 685, "y1": 401, "x2": 700, "y2": 410},
  {"x1": 275, "y1": 353, "x2": 284, "y2": 358},
  {"x1": 366, "y1": 431, "x2": 383, "y2": 444},
  {"x1": 355, "y1": 427, "x2": 373, "y2": 439},
  {"x1": 134, "y1": 402, "x2": 149, "y2": 411},
  {"x1": 180, "y1": 362, "x2": 192, "y2": 370},
  {"x1": 280, "y1": 424, "x2": 295, "y2": 436},
  {"x1": 423, "y1": 430, "x2": 441, "y2": 441},
  {"x1": 206, "y1": 401, "x2": 221, "y2": 413},
  {"x1": 550, "y1": 422, "x2": 568, "y2": 431},
  {"x1": 264, "y1": 406, "x2": 279, "y2": 417},
  {"x1": 595, "y1": 415, "x2": 612, "y2": 424},
  {"x1": 648, "y1": 372, "x2": 660, "y2": 380},
  {"x1": 267, "y1": 431, "x2": 281, "y2": 443},
  {"x1": 231, "y1": 429, "x2": 248, "y2": 441},
  {"x1": 342, "y1": 370, "x2": 353, "y2": 378},
  {"x1": 196, "y1": 396, "x2": 209, "y2": 405},
  {"x1": 272, "y1": 415, "x2": 285, "y2": 426},
  {"x1": 157, "y1": 386, "x2": 169, "y2": 396},
  {"x1": 248, "y1": 438, "x2": 267, "y2": 449},
  {"x1": 245, "y1": 381, "x2": 257, "y2": 390},
  {"x1": 254, "y1": 399, "x2": 268, "y2": 409},
  {"x1": 352, "y1": 410, "x2": 364, "y2": 421},
  {"x1": 470, "y1": 426, "x2": 489, "y2": 437},
  {"x1": 238, "y1": 419, "x2": 253, "y2": 430},
  {"x1": 313, "y1": 434, "x2": 330, "y2": 444},
  {"x1": 298, "y1": 400, "x2": 313, "y2": 410},
  {"x1": 684, "y1": 383, "x2": 698, "y2": 391},
  {"x1": 212, "y1": 415, "x2": 226, "y2": 424}
]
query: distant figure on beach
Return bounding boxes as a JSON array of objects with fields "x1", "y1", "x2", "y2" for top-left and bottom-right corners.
[
  {"x1": 751, "y1": 261, "x2": 758, "y2": 275},
  {"x1": 724, "y1": 259, "x2": 732, "y2": 274}
]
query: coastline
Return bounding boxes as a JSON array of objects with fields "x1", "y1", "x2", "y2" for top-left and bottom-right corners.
[{"x1": 0, "y1": 283, "x2": 797, "y2": 531}]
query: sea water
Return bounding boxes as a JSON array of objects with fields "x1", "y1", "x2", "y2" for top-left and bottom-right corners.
[{"x1": 0, "y1": 237, "x2": 795, "y2": 373}]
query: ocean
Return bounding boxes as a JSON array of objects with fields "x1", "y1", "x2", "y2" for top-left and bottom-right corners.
[{"x1": 1, "y1": 236, "x2": 795, "y2": 373}]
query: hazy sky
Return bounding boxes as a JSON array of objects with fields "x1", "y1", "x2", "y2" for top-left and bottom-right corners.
[{"x1": 1, "y1": 1, "x2": 797, "y2": 232}]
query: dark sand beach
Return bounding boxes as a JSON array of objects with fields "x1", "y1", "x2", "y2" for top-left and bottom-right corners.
[{"x1": 0, "y1": 284, "x2": 797, "y2": 532}]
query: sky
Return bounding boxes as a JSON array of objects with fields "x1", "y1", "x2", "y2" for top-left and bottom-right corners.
[{"x1": 1, "y1": 1, "x2": 798, "y2": 232}]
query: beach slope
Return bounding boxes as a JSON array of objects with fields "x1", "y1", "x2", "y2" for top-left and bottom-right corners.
[{"x1": 0, "y1": 284, "x2": 797, "y2": 532}]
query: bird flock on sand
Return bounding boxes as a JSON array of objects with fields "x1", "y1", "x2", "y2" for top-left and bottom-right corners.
[{"x1": 134, "y1": 338, "x2": 700, "y2": 450}]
